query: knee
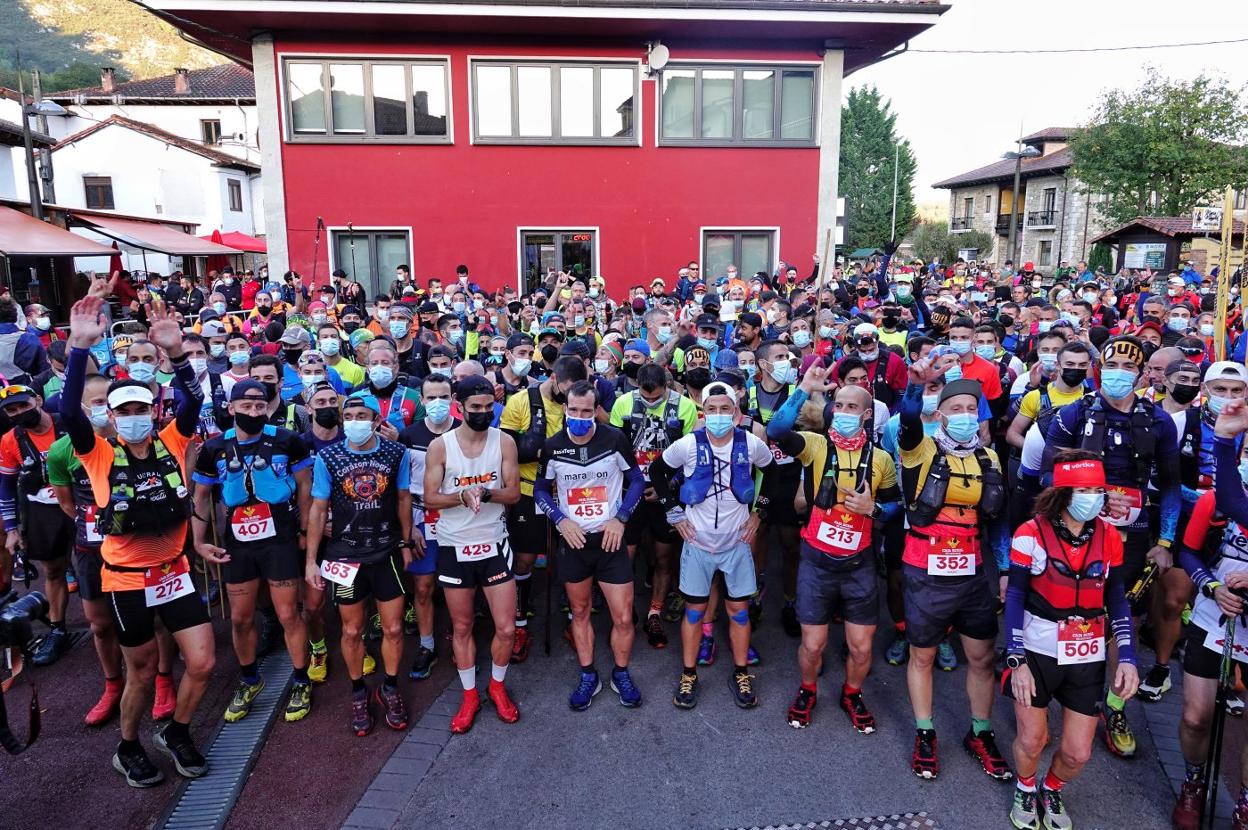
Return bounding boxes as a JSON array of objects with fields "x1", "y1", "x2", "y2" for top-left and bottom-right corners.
[
  {"x1": 495, "y1": 619, "x2": 515, "y2": 640},
  {"x1": 43, "y1": 560, "x2": 67, "y2": 581},
  {"x1": 613, "y1": 610, "x2": 633, "y2": 630},
  {"x1": 130, "y1": 659, "x2": 158, "y2": 685},
  {"x1": 727, "y1": 606, "x2": 750, "y2": 627},
  {"x1": 341, "y1": 620, "x2": 364, "y2": 641},
  {"x1": 1162, "y1": 593, "x2": 1187, "y2": 618},
  {"x1": 381, "y1": 618, "x2": 403, "y2": 641},
  {"x1": 848, "y1": 640, "x2": 872, "y2": 663},
  {"x1": 185, "y1": 651, "x2": 215, "y2": 682},
  {"x1": 570, "y1": 603, "x2": 592, "y2": 623},
  {"x1": 1181, "y1": 706, "x2": 1211, "y2": 734},
  {"x1": 1017, "y1": 730, "x2": 1047, "y2": 761},
  {"x1": 276, "y1": 605, "x2": 301, "y2": 629},
  {"x1": 1062, "y1": 741, "x2": 1093, "y2": 769},
  {"x1": 414, "y1": 582, "x2": 434, "y2": 604},
  {"x1": 684, "y1": 606, "x2": 705, "y2": 625},
  {"x1": 910, "y1": 648, "x2": 935, "y2": 669},
  {"x1": 230, "y1": 613, "x2": 254, "y2": 633}
]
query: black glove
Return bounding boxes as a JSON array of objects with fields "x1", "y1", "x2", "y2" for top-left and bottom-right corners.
[{"x1": 882, "y1": 239, "x2": 897, "y2": 257}]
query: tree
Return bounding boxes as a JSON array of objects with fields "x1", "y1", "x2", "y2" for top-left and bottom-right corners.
[
  {"x1": 1087, "y1": 241, "x2": 1114, "y2": 273},
  {"x1": 910, "y1": 221, "x2": 993, "y2": 265},
  {"x1": 1070, "y1": 69, "x2": 1248, "y2": 224},
  {"x1": 840, "y1": 86, "x2": 918, "y2": 251}
]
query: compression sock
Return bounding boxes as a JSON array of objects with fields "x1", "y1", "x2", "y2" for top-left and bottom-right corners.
[
  {"x1": 310, "y1": 639, "x2": 327, "y2": 654},
  {"x1": 972, "y1": 717, "x2": 993, "y2": 735},
  {"x1": 458, "y1": 666, "x2": 476, "y2": 691},
  {"x1": 1043, "y1": 769, "x2": 1067, "y2": 792},
  {"x1": 420, "y1": 634, "x2": 435, "y2": 651},
  {"x1": 1106, "y1": 690, "x2": 1126, "y2": 712},
  {"x1": 491, "y1": 662, "x2": 508, "y2": 684},
  {"x1": 916, "y1": 717, "x2": 934, "y2": 730},
  {"x1": 351, "y1": 677, "x2": 366, "y2": 694},
  {"x1": 702, "y1": 622, "x2": 713, "y2": 637},
  {"x1": 1185, "y1": 762, "x2": 1205, "y2": 782},
  {"x1": 383, "y1": 673, "x2": 398, "y2": 691},
  {"x1": 515, "y1": 572, "x2": 532, "y2": 625},
  {"x1": 292, "y1": 666, "x2": 309, "y2": 684},
  {"x1": 801, "y1": 682, "x2": 817, "y2": 694},
  {"x1": 240, "y1": 662, "x2": 260, "y2": 685},
  {"x1": 1016, "y1": 774, "x2": 1037, "y2": 793},
  {"x1": 842, "y1": 683, "x2": 860, "y2": 697}
]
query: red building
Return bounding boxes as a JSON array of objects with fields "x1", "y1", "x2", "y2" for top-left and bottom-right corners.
[{"x1": 140, "y1": 0, "x2": 944, "y2": 296}]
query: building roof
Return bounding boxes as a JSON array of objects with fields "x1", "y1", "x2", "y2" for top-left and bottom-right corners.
[
  {"x1": 1090, "y1": 216, "x2": 1246, "y2": 245},
  {"x1": 1019, "y1": 127, "x2": 1073, "y2": 144},
  {"x1": 47, "y1": 65, "x2": 255, "y2": 103},
  {"x1": 932, "y1": 146, "x2": 1072, "y2": 190},
  {"x1": 53, "y1": 114, "x2": 259, "y2": 171},
  {"x1": 0, "y1": 118, "x2": 54, "y2": 149}
]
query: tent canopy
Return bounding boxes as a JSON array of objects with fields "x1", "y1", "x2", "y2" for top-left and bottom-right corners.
[
  {"x1": 199, "y1": 230, "x2": 266, "y2": 253},
  {"x1": 72, "y1": 213, "x2": 238, "y2": 256},
  {"x1": 0, "y1": 206, "x2": 117, "y2": 256}
]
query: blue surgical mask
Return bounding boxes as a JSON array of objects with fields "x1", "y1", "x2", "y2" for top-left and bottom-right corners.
[
  {"x1": 705, "y1": 413, "x2": 734, "y2": 437},
  {"x1": 453, "y1": 301, "x2": 467, "y2": 314},
  {"x1": 1067, "y1": 492, "x2": 1105, "y2": 522},
  {"x1": 320, "y1": 338, "x2": 341, "y2": 356},
  {"x1": 656, "y1": 326, "x2": 674, "y2": 344},
  {"x1": 742, "y1": 364, "x2": 757, "y2": 380},
  {"x1": 1168, "y1": 317, "x2": 1189, "y2": 333},
  {"x1": 922, "y1": 394, "x2": 939, "y2": 415},
  {"x1": 115, "y1": 414, "x2": 153, "y2": 443},
  {"x1": 819, "y1": 325, "x2": 835, "y2": 339},
  {"x1": 1039, "y1": 353, "x2": 1058, "y2": 372},
  {"x1": 894, "y1": 285, "x2": 912, "y2": 299},
  {"x1": 697, "y1": 337, "x2": 717, "y2": 352},
  {"x1": 769, "y1": 363, "x2": 797, "y2": 385},
  {"x1": 425, "y1": 398, "x2": 451, "y2": 424},
  {"x1": 343, "y1": 420, "x2": 374, "y2": 446},
  {"x1": 389, "y1": 321, "x2": 409, "y2": 339},
  {"x1": 943, "y1": 413, "x2": 978, "y2": 443},
  {"x1": 210, "y1": 343, "x2": 226, "y2": 358},
  {"x1": 448, "y1": 329, "x2": 465, "y2": 345},
  {"x1": 792, "y1": 330, "x2": 812, "y2": 348},
  {"x1": 88, "y1": 405, "x2": 110, "y2": 429},
  {"x1": 228, "y1": 350, "x2": 249, "y2": 366},
  {"x1": 974, "y1": 345, "x2": 996, "y2": 360},
  {"x1": 1038, "y1": 320, "x2": 1053, "y2": 333},
  {"x1": 212, "y1": 302, "x2": 226, "y2": 315},
  {"x1": 831, "y1": 412, "x2": 862, "y2": 438},
  {"x1": 127, "y1": 362, "x2": 156, "y2": 383},
  {"x1": 948, "y1": 339, "x2": 971, "y2": 355},
  {"x1": 1201, "y1": 323, "x2": 1215, "y2": 337},
  {"x1": 1208, "y1": 394, "x2": 1231, "y2": 416},
  {"x1": 368, "y1": 365, "x2": 395, "y2": 387},
  {"x1": 573, "y1": 315, "x2": 585, "y2": 328},
  {"x1": 944, "y1": 365, "x2": 963, "y2": 383},
  {"x1": 1099, "y1": 368, "x2": 1137, "y2": 400},
  {"x1": 923, "y1": 420, "x2": 940, "y2": 437},
  {"x1": 567, "y1": 416, "x2": 595, "y2": 437}
]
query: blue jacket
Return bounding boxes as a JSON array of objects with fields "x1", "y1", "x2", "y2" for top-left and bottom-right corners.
[{"x1": 0, "y1": 323, "x2": 50, "y2": 381}]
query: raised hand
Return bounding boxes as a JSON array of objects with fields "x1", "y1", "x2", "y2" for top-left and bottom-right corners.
[
  {"x1": 147, "y1": 303, "x2": 185, "y2": 358},
  {"x1": 1216, "y1": 398, "x2": 1248, "y2": 439},
  {"x1": 67, "y1": 295, "x2": 108, "y2": 349},
  {"x1": 799, "y1": 363, "x2": 835, "y2": 395}
]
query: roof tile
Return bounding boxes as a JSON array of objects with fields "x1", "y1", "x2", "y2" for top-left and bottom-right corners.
[
  {"x1": 932, "y1": 146, "x2": 1072, "y2": 190},
  {"x1": 49, "y1": 65, "x2": 254, "y2": 101}
]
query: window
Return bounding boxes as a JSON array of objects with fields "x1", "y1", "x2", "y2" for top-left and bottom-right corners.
[
  {"x1": 201, "y1": 119, "x2": 222, "y2": 145},
  {"x1": 985, "y1": 194, "x2": 992, "y2": 215},
  {"x1": 963, "y1": 197, "x2": 973, "y2": 219},
  {"x1": 332, "y1": 229, "x2": 411, "y2": 299},
  {"x1": 702, "y1": 230, "x2": 775, "y2": 281},
  {"x1": 471, "y1": 62, "x2": 637, "y2": 144},
  {"x1": 520, "y1": 230, "x2": 596, "y2": 294},
  {"x1": 1042, "y1": 187, "x2": 1057, "y2": 213},
  {"x1": 83, "y1": 176, "x2": 114, "y2": 210},
  {"x1": 227, "y1": 179, "x2": 243, "y2": 212},
  {"x1": 284, "y1": 58, "x2": 450, "y2": 142},
  {"x1": 659, "y1": 65, "x2": 816, "y2": 146},
  {"x1": 1037, "y1": 240, "x2": 1054, "y2": 267}
]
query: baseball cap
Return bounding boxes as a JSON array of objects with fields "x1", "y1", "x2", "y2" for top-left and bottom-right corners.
[
  {"x1": 701, "y1": 381, "x2": 736, "y2": 404},
  {"x1": 229, "y1": 379, "x2": 268, "y2": 401},
  {"x1": 1164, "y1": 359, "x2": 1201, "y2": 377},
  {"x1": 853, "y1": 322, "x2": 879, "y2": 340},
  {"x1": 455, "y1": 374, "x2": 495, "y2": 403},
  {"x1": 694, "y1": 312, "x2": 721, "y2": 330},
  {"x1": 107, "y1": 382, "x2": 154, "y2": 410},
  {"x1": 343, "y1": 394, "x2": 381, "y2": 416},
  {"x1": 201, "y1": 320, "x2": 228, "y2": 338},
  {"x1": 1205, "y1": 361, "x2": 1248, "y2": 384},
  {"x1": 538, "y1": 326, "x2": 565, "y2": 341},
  {"x1": 560, "y1": 339, "x2": 592, "y2": 361},
  {"x1": 279, "y1": 327, "x2": 311, "y2": 347}
]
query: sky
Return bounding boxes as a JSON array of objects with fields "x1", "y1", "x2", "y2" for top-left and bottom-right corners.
[{"x1": 848, "y1": 0, "x2": 1248, "y2": 207}]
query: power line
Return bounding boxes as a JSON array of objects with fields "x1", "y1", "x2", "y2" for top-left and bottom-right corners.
[{"x1": 907, "y1": 35, "x2": 1248, "y2": 54}]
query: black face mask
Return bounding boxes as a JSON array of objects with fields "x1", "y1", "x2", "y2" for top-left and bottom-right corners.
[
  {"x1": 465, "y1": 410, "x2": 492, "y2": 432},
  {"x1": 342, "y1": 321, "x2": 360, "y2": 334},
  {"x1": 1170, "y1": 383, "x2": 1200, "y2": 405},
  {"x1": 256, "y1": 304, "x2": 271, "y2": 315},
  {"x1": 314, "y1": 407, "x2": 341, "y2": 428},
  {"x1": 882, "y1": 315, "x2": 899, "y2": 329},
  {"x1": 261, "y1": 381, "x2": 279, "y2": 402},
  {"x1": 283, "y1": 349, "x2": 303, "y2": 366},
  {"x1": 856, "y1": 287, "x2": 870, "y2": 297},
  {"x1": 622, "y1": 361, "x2": 641, "y2": 380},
  {"x1": 684, "y1": 367, "x2": 711, "y2": 390},
  {"x1": 1060, "y1": 368, "x2": 1088, "y2": 388},
  {"x1": 540, "y1": 344, "x2": 559, "y2": 364},
  {"x1": 233, "y1": 411, "x2": 267, "y2": 435},
  {"x1": 11, "y1": 408, "x2": 40, "y2": 429},
  {"x1": 997, "y1": 314, "x2": 1014, "y2": 328}
]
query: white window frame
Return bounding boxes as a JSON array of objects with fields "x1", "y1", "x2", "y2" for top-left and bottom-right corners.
[
  {"x1": 327, "y1": 225, "x2": 415, "y2": 297},
  {"x1": 515, "y1": 226, "x2": 602, "y2": 293},
  {"x1": 657, "y1": 63, "x2": 819, "y2": 148}
]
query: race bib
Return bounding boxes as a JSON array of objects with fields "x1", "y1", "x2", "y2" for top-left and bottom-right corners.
[
  {"x1": 456, "y1": 541, "x2": 496, "y2": 563},
  {"x1": 567, "y1": 486, "x2": 608, "y2": 520},
  {"x1": 1057, "y1": 617, "x2": 1106, "y2": 665},
  {"x1": 1203, "y1": 624, "x2": 1248, "y2": 663},
  {"x1": 635, "y1": 449, "x2": 660, "y2": 476},
  {"x1": 143, "y1": 558, "x2": 194, "y2": 607},
  {"x1": 320, "y1": 559, "x2": 359, "y2": 587},
  {"x1": 231, "y1": 503, "x2": 276, "y2": 541},
  {"x1": 1101, "y1": 486, "x2": 1143, "y2": 528},
  {"x1": 768, "y1": 439, "x2": 794, "y2": 465},
  {"x1": 926, "y1": 537, "x2": 975, "y2": 576},
  {"x1": 423, "y1": 508, "x2": 439, "y2": 544},
  {"x1": 812, "y1": 510, "x2": 868, "y2": 552},
  {"x1": 84, "y1": 504, "x2": 102, "y2": 543}
]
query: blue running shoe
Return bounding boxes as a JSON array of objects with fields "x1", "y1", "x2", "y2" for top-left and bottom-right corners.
[
  {"x1": 568, "y1": 670, "x2": 601, "y2": 711},
  {"x1": 610, "y1": 667, "x2": 642, "y2": 708},
  {"x1": 936, "y1": 638, "x2": 958, "y2": 672},
  {"x1": 696, "y1": 634, "x2": 716, "y2": 666},
  {"x1": 747, "y1": 645, "x2": 761, "y2": 666}
]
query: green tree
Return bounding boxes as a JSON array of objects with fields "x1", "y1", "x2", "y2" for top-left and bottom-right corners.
[
  {"x1": 1070, "y1": 69, "x2": 1248, "y2": 224},
  {"x1": 910, "y1": 221, "x2": 993, "y2": 264},
  {"x1": 840, "y1": 85, "x2": 918, "y2": 251},
  {"x1": 1087, "y1": 241, "x2": 1114, "y2": 273}
]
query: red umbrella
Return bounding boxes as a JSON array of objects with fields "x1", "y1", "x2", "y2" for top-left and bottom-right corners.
[
  {"x1": 199, "y1": 230, "x2": 266, "y2": 253},
  {"x1": 109, "y1": 240, "x2": 123, "y2": 274},
  {"x1": 205, "y1": 228, "x2": 232, "y2": 274}
]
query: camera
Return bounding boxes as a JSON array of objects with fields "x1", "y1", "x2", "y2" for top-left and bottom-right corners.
[{"x1": 0, "y1": 591, "x2": 47, "y2": 754}]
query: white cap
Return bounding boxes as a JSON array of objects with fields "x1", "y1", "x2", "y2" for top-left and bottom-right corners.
[
  {"x1": 701, "y1": 381, "x2": 737, "y2": 405},
  {"x1": 853, "y1": 322, "x2": 879, "y2": 339},
  {"x1": 108, "y1": 384, "x2": 155, "y2": 410},
  {"x1": 1205, "y1": 361, "x2": 1248, "y2": 385}
]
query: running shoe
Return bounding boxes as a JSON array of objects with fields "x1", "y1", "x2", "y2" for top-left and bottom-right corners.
[
  {"x1": 113, "y1": 743, "x2": 165, "y2": 788},
  {"x1": 375, "y1": 684, "x2": 409, "y2": 730},
  {"x1": 781, "y1": 602, "x2": 800, "y2": 638},
  {"x1": 644, "y1": 614, "x2": 668, "y2": 649},
  {"x1": 747, "y1": 644, "x2": 761, "y2": 666},
  {"x1": 730, "y1": 670, "x2": 758, "y2": 709},
  {"x1": 912, "y1": 729, "x2": 939, "y2": 779},
  {"x1": 661, "y1": 591, "x2": 684, "y2": 623},
  {"x1": 1099, "y1": 708, "x2": 1136, "y2": 758},
  {"x1": 611, "y1": 667, "x2": 642, "y2": 708},
  {"x1": 1009, "y1": 787, "x2": 1040, "y2": 830},
  {"x1": 223, "y1": 678, "x2": 265, "y2": 723},
  {"x1": 840, "y1": 690, "x2": 877, "y2": 734},
  {"x1": 672, "y1": 671, "x2": 699, "y2": 709},
  {"x1": 963, "y1": 729, "x2": 1013, "y2": 781},
  {"x1": 284, "y1": 682, "x2": 312, "y2": 723},
  {"x1": 351, "y1": 688, "x2": 374, "y2": 736},
  {"x1": 1137, "y1": 664, "x2": 1172, "y2": 702},
  {"x1": 786, "y1": 686, "x2": 816, "y2": 729},
  {"x1": 85, "y1": 678, "x2": 123, "y2": 726},
  {"x1": 153, "y1": 724, "x2": 208, "y2": 778},
  {"x1": 1232, "y1": 801, "x2": 1248, "y2": 830},
  {"x1": 569, "y1": 670, "x2": 602, "y2": 711},
  {"x1": 362, "y1": 652, "x2": 377, "y2": 676},
  {"x1": 32, "y1": 628, "x2": 67, "y2": 666},
  {"x1": 366, "y1": 612, "x2": 382, "y2": 641},
  {"x1": 510, "y1": 627, "x2": 531, "y2": 664},
  {"x1": 1171, "y1": 780, "x2": 1205, "y2": 830},
  {"x1": 1039, "y1": 787, "x2": 1072, "y2": 830},
  {"x1": 1229, "y1": 695, "x2": 1246, "y2": 717},
  {"x1": 11, "y1": 557, "x2": 25, "y2": 583},
  {"x1": 152, "y1": 673, "x2": 176, "y2": 720},
  {"x1": 409, "y1": 646, "x2": 437, "y2": 680},
  {"x1": 403, "y1": 603, "x2": 418, "y2": 635},
  {"x1": 450, "y1": 690, "x2": 481, "y2": 734},
  {"x1": 696, "y1": 634, "x2": 717, "y2": 666},
  {"x1": 885, "y1": 631, "x2": 909, "y2": 666},
  {"x1": 308, "y1": 649, "x2": 329, "y2": 684},
  {"x1": 66, "y1": 570, "x2": 78, "y2": 594},
  {"x1": 936, "y1": 638, "x2": 958, "y2": 671},
  {"x1": 488, "y1": 680, "x2": 520, "y2": 723}
]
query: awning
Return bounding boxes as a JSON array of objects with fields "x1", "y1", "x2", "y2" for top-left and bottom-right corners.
[
  {"x1": 72, "y1": 213, "x2": 238, "y2": 256},
  {"x1": 0, "y1": 206, "x2": 117, "y2": 256},
  {"x1": 199, "y1": 230, "x2": 266, "y2": 253}
]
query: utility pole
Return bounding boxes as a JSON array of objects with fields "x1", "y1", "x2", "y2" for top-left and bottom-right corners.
[
  {"x1": 890, "y1": 142, "x2": 900, "y2": 243},
  {"x1": 31, "y1": 69, "x2": 55, "y2": 204},
  {"x1": 17, "y1": 69, "x2": 44, "y2": 221}
]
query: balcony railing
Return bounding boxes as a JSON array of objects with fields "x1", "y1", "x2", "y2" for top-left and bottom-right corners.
[
  {"x1": 1028, "y1": 209, "x2": 1058, "y2": 227},
  {"x1": 995, "y1": 213, "x2": 1023, "y2": 234},
  {"x1": 950, "y1": 216, "x2": 973, "y2": 231}
]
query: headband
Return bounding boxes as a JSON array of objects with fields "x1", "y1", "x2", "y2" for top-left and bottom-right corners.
[
  {"x1": 1053, "y1": 459, "x2": 1106, "y2": 489},
  {"x1": 1100, "y1": 338, "x2": 1144, "y2": 368}
]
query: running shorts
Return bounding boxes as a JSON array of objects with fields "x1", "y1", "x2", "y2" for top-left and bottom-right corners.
[
  {"x1": 506, "y1": 494, "x2": 549, "y2": 555},
  {"x1": 331, "y1": 550, "x2": 406, "y2": 605},
  {"x1": 679, "y1": 541, "x2": 756, "y2": 603},
  {"x1": 1003, "y1": 649, "x2": 1105, "y2": 718},
  {"x1": 557, "y1": 532, "x2": 634, "y2": 585},
  {"x1": 795, "y1": 542, "x2": 878, "y2": 627},
  {"x1": 108, "y1": 586, "x2": 210, "y2": 649},
  {"x1": 902, "y1": 563, "x2": 998, "y2": 647},
  {"x1": 624, "y1": 499, "x2": 680, "y2": 546},
  {"x1": 25, "y1": 501, "x2": 74, "y2": 562},
  {"x1": 437, "y1": 538, "x2": 515, "y2": 590}
]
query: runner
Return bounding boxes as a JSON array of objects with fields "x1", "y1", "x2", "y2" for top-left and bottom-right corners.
[
  {"x1": 424, "y1": 375, "x2": 522, "y2": 733},
  {"x1": 305, "y1": 395, "x2": 412, "y2": 736},
  {"x1": 1004, "y1": 452, "x2": 1139, "y2": 830},
  {"x1": 536, "y1": 380, "x2": 645, "y2": 709}
]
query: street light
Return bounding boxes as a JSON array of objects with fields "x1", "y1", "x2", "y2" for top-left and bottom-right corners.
[
  {"x1": 1002, "y1": 144, "x2": 1042, "y2": 265},
  {"x1": 21, "y1": 98, "x2": 67, "y2": 222}
]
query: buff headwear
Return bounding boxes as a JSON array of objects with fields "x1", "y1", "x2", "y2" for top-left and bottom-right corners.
[
  {"x1": 1100, "y1": 336, "x2": 1145, "y2": 368},
  {"x1": 1053, "y1": 459, "x2": 1106, "y2": 489}
]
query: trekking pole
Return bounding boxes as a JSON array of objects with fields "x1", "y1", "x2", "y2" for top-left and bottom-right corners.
[
  {"x1": 1204, "y1": 615, "x2": 1237, "y2": 828},
  {"x1": 543, "y1": 520, "x2": 554, "y2": 656},
  {"x1": 347, "y1": 221, "x2": 358, "y2": 285},
  {"x1": 310, "y1": 216, "x2": 324, "y2": 290},
  {"x1": 812, "y1": 228, "x2": 833, "y2": 355},
  {"x1": 206, "y1": 492, "x2": 227, "y2": 620}
]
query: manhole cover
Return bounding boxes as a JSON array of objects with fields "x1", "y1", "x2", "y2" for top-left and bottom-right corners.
[{"x1": 725, "y1": 813, "x2": 940, "y2": 830}]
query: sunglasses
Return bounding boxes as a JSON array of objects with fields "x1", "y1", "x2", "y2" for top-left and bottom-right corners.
[{"x1": 0, "y1": 385, "x2": 34, "y2": 401}]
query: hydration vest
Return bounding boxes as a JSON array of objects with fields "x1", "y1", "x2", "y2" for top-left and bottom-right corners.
[
  {"x1": 218, "y1": 425, "x2": 298, "y2": 509},
  {"x1": 864, "y1": 355, "x2": 897, "y2": 409},
  {"x1": 1177, "y1": 408, "x2": 1216, "y2": 492},
  {"x1": 801, "y1": 436, "x2": 874, "y2": 557},
  {"x1": 627, "y1": 390, "x2": 684, "y2": 449},
  {"x1": 98, "y1": 436, "x2": 190, "y2": 536},
  {"x1": 1024, "y1": 518, "x2": 1108, "y2": 622},
  {"x1": 319, "y1": 437, "x2": 406, "y2": 563},
  {"x1": 907, "y1": 444, "x2": 1005, "y2": 529},
  {"x1": 13, "y1": 420, "x2": 58, "y2": 496},
  {"x1": 1075, "y1": 393, "x2": 1157, "y2": 488},
  {"x1": 678, "y1": 428, "x2": 755, "y2": 506},
  {"x1": 515, "y1": 386, "x2": 549, "y2": 462}
]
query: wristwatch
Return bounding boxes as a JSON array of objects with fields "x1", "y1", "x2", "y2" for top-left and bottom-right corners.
[
  {"x1": 398, "y1": 540, "x2": 415, "y2": 550},
  {"x1": 1202, "y1": 580, "x2": 1224, "y2": 600},
  {"x1": 1005, "y1": 653, "x2": 1026, "y2": 670},
  {"x1": 481, "y1": 489, "x2": 493, "y2": 503}
]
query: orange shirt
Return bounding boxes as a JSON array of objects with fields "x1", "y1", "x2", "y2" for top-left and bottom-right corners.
[
  {"x1": 0, "y1": 422, "x2": 60, "y2": 507},
  {"x1": 75, "y1": 421, "x2": 193, "y2": 592}
]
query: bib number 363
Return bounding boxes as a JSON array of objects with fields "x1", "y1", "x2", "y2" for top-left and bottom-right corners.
[
  {"x1": 1057, "y1": 617, "x2": 1105, "y2": 665},
  {"x1": 143, "y1": 558, "x2": 194, "y2": 608},
  {"x1": 320, "y1": 559, "x2": 360, "y2": 587}
]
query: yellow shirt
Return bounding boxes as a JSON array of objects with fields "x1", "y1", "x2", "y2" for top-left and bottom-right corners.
[
  {"x1": 900, "y1": 437, "x2": 999, "y2": 526},
  {"x1": 793, "y1": 432, "x2": 896, "y2": 505},
  {"x1": 1017, "y1": 384, "x2": 1084, "y2": 421},
  {"x1": 500, "y1": 387, "x2": 565, "y2": 495}
]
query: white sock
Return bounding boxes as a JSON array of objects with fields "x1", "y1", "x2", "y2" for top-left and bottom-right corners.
[
  {"x1": 491, "y1": 662, "x2": 508, "y2": 683},
  {"x1": 420, "y1": 634, "x2": 435, "y2": 650},
  {"x1": 458, "y1": 665, "x2": 476, "y2": 691}
]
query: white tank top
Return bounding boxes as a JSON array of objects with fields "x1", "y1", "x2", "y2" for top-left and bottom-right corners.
[{"x1": 436, "y1": 427, "x2": 506, "y2": 547}]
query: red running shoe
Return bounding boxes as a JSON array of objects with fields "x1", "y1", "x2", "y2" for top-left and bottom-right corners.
[
  {"x1": 1232, "y1": 800, "x2": 1248, "y2": 830},
  {"x1": 488, "y1": 680, "x2": 520, "y2": 723},
  {"x1": 786, "y1": 686, "x2": 816, "y2": 729},
  {"x1": 85, "y1": 677, "x2": 123, "y2": 726},
  {"x1": 510, "y1": 627, "x2": 530, "y2": 664},
  {"x1": 450, "y1": 689, "x2": 481, "y2": 734},
  {"x1": 839, "y1": 690, "x2": 876, "y2": 734},
  {"x1": 1171, "y1": 780, "x2": 1205, "y2": 830},
  {"x1": 912, "y1": 729, "x2": 939, "y2": 779},
  {"x1": 963, "y1": 729, "x2": 1013, "y2": 781},
  {"x1": 151, "y1": 673, "x2": 176, "y2": 721}
]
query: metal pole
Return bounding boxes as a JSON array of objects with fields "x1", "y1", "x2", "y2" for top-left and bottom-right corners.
[
  {"x1": 31, "y1": 70, "x2": 54, "y2": 204},
  {"x1": 1007, "y1": 154, "x2": 1023, "y2": 265},
  {"x1": 890, "y1": 142, "x2": 900, "y2": 244},
  {"x1": 18, "y1": 97, "x2": 44, "y2": 221}
]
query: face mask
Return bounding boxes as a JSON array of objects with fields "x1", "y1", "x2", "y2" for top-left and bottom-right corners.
[
  {"x1": 314, "y1": 407, "x2": 340, "y2": 428},
  {"x1": 376, "y1": 309, "x2": 390, "y2": 322},
  {"x1": 1168, "y1": 317, "x2": 1189, "y2": 333},
  {"x1": 342, "y1": 321, "x2": 360, "y2": 335},
  {"x1": 1099, "y1": 368, "x2": 1137, "y2": 400},
  {"x1": 465, "y1": 410, "x2": 493, "y2": 432},
  {"x1": 368, "y1": 365, "x2": 395, "y2": 387},
  {"x1": 944, "y1": 364, "x2": 963, "y2": 383},
  {"x1": 922, "y1": 394, "x2": 939, "y2": 415},
  {"x1": 320, "y1": 295, "x2": 333, "y2": 305},
  {"x1": 705, "y1": 413, "x2": 734, "y2": 437},
  {"x1": 1082, "y1": 292, "x2": 1098, "y2": 304},
  {"x1": 453, "y1": 301, "x2": 467, "y2": 314},
  {"x1": 425, "y1": 398, "x2": 451, "y2": 424},
  {"x1": 1170, "y1": 383, "x2": 1199, "y2": 405},
  {"x1": 448, "y1": 329, "x2": 465, "y2": 345},
  {"x1": 301, "y1": 373, "x2": 325, "y2": 386},
  {"x1": 974, "y1": 345, "x2": 996, "y2": 360},
  {"x1": 1168, "y1": 287, "x2": 1182, "y2": 297},
  {"x1": 234, "y1": 411, "x2": 267, "y2": 435},
  {"x1": 1067, "y1": 492, "x2": 1105, "y2": 522},
  {"x1": 948, "y1": 339, "x2": 971, "y2": 355},
  {"x1": 769, "y1": 363, "x2": 797, "y2": 385},
  {"x1": 1208, "y1": 394, "x2": 1232, "y2": 416},
  {"x1": 593, "y1": 358, "x2": 611, "y2": 374},
  {"x1": 256, "y1": 304, "x2": 271, "y2": 316},
  {"x1": 127, "y1": 362, "x2": 156, "y2": 383},
  {"x1": 1037, "y1": 320, "x2": 1053, "y2": 333},
  {"x1": 1032, "y1": 280, "x2": 1042, "y2": 289},
  {"x1": 1038, "y1": 353, "x2": 1058, "y2": 372},
  {"x1": 858, "y1": 349, "x2": 879, "y2": 363},
  {"x1": 589, "y1": 288, "x2": 600, "y2": 299},
  {"x1": 894, "y1": 285, "x2": 912, "y2": 299},
  {"x1": 792, "y1": 330, "x2": 812, "y2": 348},
  {"x1": 572, "y1": 315, "x2": 585, "y2": 328},
  {"x1": 312, "y1": 313, "x2": 327, "y2": 326},
  {"x1": 831, "y1": 412, "x2": 862, "y2": 438},
  {"x1": 1200, "y1": 323, "x2": 1215, "y2": 337},
  {"x1": 343, "y1": 420, "x2": 374, "y2": 445},
  {"x1": 998, "y1": 314, "x2": 1014, "y2": 328},
  {"x1": 209, "y1": 343, "x2": 226, "y2": 358},
  {"x1": 35, "y1": 317, "x2": 50, "y2": 331},
  {"x1": 190, "y1": 358, "x2": 208, "y2": 376},
  {"x1": 511, "y1": 358, "x2": 532, "y2": 377},
  {"x1": 1239, "y1": 459, "x2": 1248, "y2": 486},
  {"x1": 11, "y1": 408, "x2": 40, "y2": 429},
  {"x1": 742, "y1": 364, "x2": 756, "y2": 380},
  {"x1": 696, "y1": 337, "x2": 717, "y2": 352},
  {"x1": 1060, "y1": 367, "x2": 1088, "y2": 388},
  {"x1": 82, "y1": 404, "x2": 111, "y2": 429},
  {"x1": 540, "y1": 344, "x2": 559, "y2": 364},
  {"x1": 212, "y1": 302, "x2": 227, "y2": 315},
  {"x1": 566, "y1": 416, "x2": 595, "y2": 437},
  {"x1": 694, "y1": 293, "x2": 706, "y2": 305},
  {"x1": 1060, "y1": 312, "x2": 1079, "y2": 327},
  {"x1": 389, "y1": 321, "x2": 409, "y2": 339},
  {"x1": 115, "y1": 414, "x2": 153, "y2": 443},
  {"x1": 228, "y1": 350, "x2": 249, "y2": 367},
  {"x1": 818, "y1": 325, "x2": 835, "y2": 339},
  {"x1": 943, "y1": 412, "x2": 978, "y2": 443},
  {"x1": 656, "y1": 326, "x2": 674, "y2": 344}
]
